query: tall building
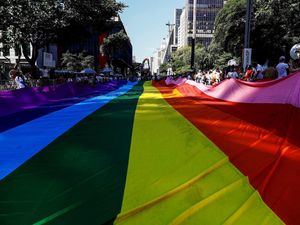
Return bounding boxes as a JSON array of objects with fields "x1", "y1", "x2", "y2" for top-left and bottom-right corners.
[
  {"x1": 151, "y1": 39, "x2": 168, "y2": 75},
  {"x1": 160, "y1": 9, "x2": 183, "y2": 66},
  {"x1": 178, "y1": 0, "x2": 224, "y2": 48},
  {"x1": 173, "y1": 9, "x2": 183, "y2": 46},
  {"x1": 178, "y1": 7, "x2": 188, "y2": 48},
  {"x1": 152, "y1": 0, "x2": 225, "y2": 73}
]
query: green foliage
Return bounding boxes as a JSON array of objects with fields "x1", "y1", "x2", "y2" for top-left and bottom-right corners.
[
  {"x1": 195, "y1": 45, "x2": 214, "y2": 70},
  {"x1": 0, "y1": 0, "x2": 67, "y2": 66},
  {"x1": 171, "y1": 46, "x2": 191, "y2": 70},
  {"x1": 61, "y1": 51, "x2": 94, "y2": 71},
  {"x1": 175, "y1": 65, "x2": 194, "y2": 74},
  {"x1": 0, "y1": 0, "x2": 125, "y2": 68},
  {"x1": 63, "y1": 0, "x2": 126, "y2": 29},
  {"x1": 213, "y1": 0, "x2": 246, "y2": 57},
  {"x1": 159, "y1": 63, "x2": 169, "y2": 73},
  {"x1": 103, "y1": 30, "x2": 130, "y2": 58},
  {"x1": 171, "y1": 45, "x2": 214, "y2": 72},
  {"x1": 207, "y1": 43, "x2": 239, "y2": 70},
  {"x1": 213, "y1": 0, "x2": 300, "y2": 64},
  {"x1": 103, "y1": 30, "x2": 130, "y2": 68}
]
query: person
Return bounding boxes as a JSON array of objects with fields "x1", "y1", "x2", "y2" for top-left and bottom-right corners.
[
  {"x1": 9, "y1": 64, "x2": 19, "y2": 80},
  {"x1": 40, "y1": 66, "x2": 50, "y2": 78},
  {"x1": 214, "y1": 67, "x2": 222, "y2": 83},
  {"x1": 253, "y1": 62, "x2": 264, "y2": 80},
  {"x1": 196, "y1": 71, "x2": 202, "y2": 83},
  {"x1": 232, "y1": 67, "x2": 240, "y2": 79},
  {"x1": 244, "y1": 65, "x2": 254, "y2": 81},
  {"x1": 263, "y1": 67, "x2": 278, "y2": 80},
  {"x1": 8, "y1": 64, "x2": 25, "y2": 89},
  {"x1": 276, "y1": 56, "x2": 289, "y2": 79},
  {"x1": 187, "y1": 73, "x2": 192, "y2": 80},
  {"x1": 15, "y1": 73, "x2": 26, "y2": 89},
  {"x1": 228, "y1": 67, "x2": 239, "y2": 79}
]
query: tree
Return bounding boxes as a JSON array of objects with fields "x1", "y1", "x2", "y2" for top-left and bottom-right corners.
[
  {"x1": 0, "y1": 0, "x2": 66, "y2": 73},
  {"x1": 253, "y1": 0, "x2": 300, "y2": 63},
  {"x1": 159, "y1": 63, "x2": 169, "y2": 74},
  {"x1": 171, "y1": 45, "x2": 213, "y2": 72},
  {"x1": 0, "y1": 0, "x2": 125, "y2": 76},
  {"x1": 171, "y1": 46, "x2": 191, "y2": 71},
  {"x1": 213, "y1": 0, "x2": 246, "y2": 58},
  {"x1": 213, "y1": 0, "x2": 300, "y2": 65},
  {"x1": 195, "y1": 45, "x2": 214, "y2": 70},
  {"x1": 103, "y1": 30, "x2": 130, "y2": 67},
  {"x1": 61, "y1": 51, "x2": 94, "y2": 71},
  {"x1": 63, "y1": 0, "x2": 125, "y2": 29},
  {"x1": 79, "y1": 53, "x2": 94, "y2": 69},
  {"x1": 207, "y1": 42, "x2": 239, "y2": 70}
]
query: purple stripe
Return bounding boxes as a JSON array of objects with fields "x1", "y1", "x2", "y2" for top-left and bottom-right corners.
[
  {"x1": 0, "y1": 81, "x2": 125, "y2": 132},
  {"x1": 0, "y1": 81, "x2": 126, "y2": 117}
]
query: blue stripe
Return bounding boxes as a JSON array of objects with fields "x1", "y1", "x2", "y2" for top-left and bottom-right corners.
[
  {"x1": 0, "y1": 82, "x2": 138, "y2": 180},
  {"x1": 0, "y1": 83, "x2": 123, "y2": 133}
]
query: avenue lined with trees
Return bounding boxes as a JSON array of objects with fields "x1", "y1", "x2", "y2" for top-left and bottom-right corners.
[{"x1": 163, "y1": 0, "x2": 300, "y2": 74}]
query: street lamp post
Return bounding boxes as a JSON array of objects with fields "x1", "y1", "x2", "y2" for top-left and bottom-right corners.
[
  {"x1": 244, "y1": 0, "x2": 253, "y2": 49},
  {"x1": 243, "y1": 0, "x2": 253, "y2": 71},
  {"x1": 166, "y1": 21, "x2": 175, "y2": 62},
  {"x1": 190, "y1": 0, "x2": 197, "y2": 71}
]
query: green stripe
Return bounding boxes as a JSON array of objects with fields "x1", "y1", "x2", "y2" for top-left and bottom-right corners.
[
  {"x1": 33, "y1": 202, "x2": 82, "y2": 225},
  {"x1": 0, "y1": 83, "x2": 144, "y2": 225}
]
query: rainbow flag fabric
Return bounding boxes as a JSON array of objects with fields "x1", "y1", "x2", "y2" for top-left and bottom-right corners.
[{"x1": 1, "y1": 74, "x2": 300, "y2": 225}]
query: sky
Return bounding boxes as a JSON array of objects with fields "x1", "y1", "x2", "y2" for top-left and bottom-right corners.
[{"x1": 120, "y1": 0, "x2": 184, "y2": 62}]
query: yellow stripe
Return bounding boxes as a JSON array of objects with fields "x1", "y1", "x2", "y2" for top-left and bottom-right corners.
[
  {"x1": 116, "y1": 158, "x2": 228, "y2": 223},
  {"x1": 169, "y1": 178, "x2": 248, "y2": 225},
  {"x1": 115, "y1": 82, "x2": 283, "y2": 225}
]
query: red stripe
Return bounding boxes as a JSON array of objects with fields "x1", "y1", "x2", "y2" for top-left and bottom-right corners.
[{"x1": 154, "y1": 81, "x2": 300, "y2": 225}]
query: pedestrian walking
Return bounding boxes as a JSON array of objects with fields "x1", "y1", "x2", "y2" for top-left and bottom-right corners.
[{"x1": 276, "y1": 56, "x2": 289, "y2": 79}]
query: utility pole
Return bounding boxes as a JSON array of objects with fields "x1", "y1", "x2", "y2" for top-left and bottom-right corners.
[
  {"x1": 166, "y1": 22, "x2": 175, "y2": 67},
  {"x1": 166, "y1": 22, "x2": 175, "y2": 42},
  {"x1": 166, "y1": 21, "x2": 175, "y2": 64},
  {"x1": 190, "y1": 0, "x2": 197, "y2": 71},
  {"x1": 244, "y1": 0, "x2": 252, "y2": 48},
  {"x1": 243, "y1": 0, "x2": 253, "y2": 71}
]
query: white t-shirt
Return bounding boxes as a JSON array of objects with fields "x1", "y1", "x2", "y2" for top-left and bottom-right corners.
[
  {"x1": 276, "y1": 63, "x2": 289, "y2": 78},
  {"x1": 15, "y1": 76, "x2": 26, "y2": 89}
]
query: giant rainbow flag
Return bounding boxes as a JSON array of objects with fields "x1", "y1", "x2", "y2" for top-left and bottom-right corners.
[{"x1": 0, "y1": 74, "x2": 300, "y2": 225}]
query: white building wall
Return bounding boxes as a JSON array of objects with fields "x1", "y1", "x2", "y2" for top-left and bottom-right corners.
[
  {"x1": 178, "y1": 7, "x2": 187, "y2": 49},
  {"x1": 178, "y1": 0, "x2": 225, "y2": 49},
  {"x1": 0, "y1": 45, "x2": 32, "y2": 65},
  {"x1": 173, "y1": 9, "x2": 183, "y2": 46},
  {"x1": 0, "y1": 31, "x2": 33, "y2": 65},
  {"x1": 151, "y1": 51, "x2": 160, "y2": 75},
  {"x1": 151, "y1": 38, "x2": 169, "y2": 74}
]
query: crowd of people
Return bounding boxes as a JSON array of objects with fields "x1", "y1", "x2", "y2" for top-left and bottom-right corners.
[
  {"x1": 190, "y1": 56, "x2": 300, "y2": 85},
  {"x1": 1, "y1": 56, "x2": 299, "y2": 91},
  {"x1": 0, "y1": 64, "x2": 130, "y2": 91}
]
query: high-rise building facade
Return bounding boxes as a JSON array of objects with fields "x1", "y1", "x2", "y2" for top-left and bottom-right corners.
[
  {"x1": 178, "y1": 0, "x2": 224, "y2": 48},
  {"x1": 151, "y1": 39, "x2": 168, "y2": 75},
  {"x1": 152, "y1": 0, "x2": 225, "y2": 73},
  {"x1": 173, "y1": 9, "x2": 183, "y2": 46},
  {"x1": 178, "y1": 7, "x2": 188, "y2": 48}
]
